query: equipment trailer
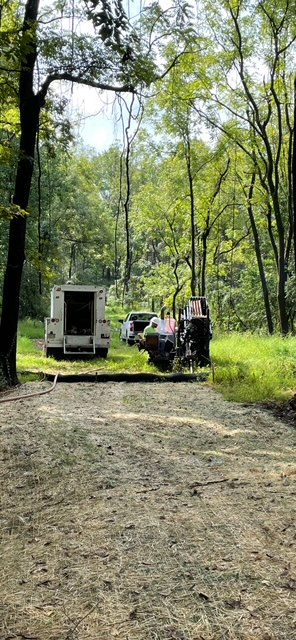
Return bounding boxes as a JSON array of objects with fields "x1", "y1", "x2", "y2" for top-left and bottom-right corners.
[
  {"x1": 137, "y1": 297, "x2": 212, "y2": 371},
  {"x1": 177, "y1": 296, "x2": 212, "y2": 368},
  {"x1": 45, "y1": 284, "x2": 110, "y2": 358}
]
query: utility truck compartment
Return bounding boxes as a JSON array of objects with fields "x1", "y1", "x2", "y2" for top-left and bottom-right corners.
[
  {"x1": 45, "y1": 284, "x2": 110, "y2": 359},
  {"x1": 64, "y1": 291, "x2": 94, "y2": 335}
]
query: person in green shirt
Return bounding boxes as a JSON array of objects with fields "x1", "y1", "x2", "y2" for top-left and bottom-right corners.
[{"x1": 143, "y1": 317, "x2": 160, "y2": 335}]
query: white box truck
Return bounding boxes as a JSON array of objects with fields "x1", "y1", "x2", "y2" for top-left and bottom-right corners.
[{"x1": 44, "y1": 284, "x2": 110, "y2": 358}]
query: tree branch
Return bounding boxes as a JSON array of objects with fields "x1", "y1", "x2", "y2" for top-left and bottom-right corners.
[{"x1": 38, "y1": 72, "x2": 134, "y2": 103}]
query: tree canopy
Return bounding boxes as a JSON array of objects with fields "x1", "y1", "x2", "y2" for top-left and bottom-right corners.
[{"x1": 0, "y1": 0, "x2": 295, "y2": 386}]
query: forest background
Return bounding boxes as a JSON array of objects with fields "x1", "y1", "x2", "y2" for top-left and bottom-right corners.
[{"x1": 0, "y1": 0, "x2": 296, "y2": 387}]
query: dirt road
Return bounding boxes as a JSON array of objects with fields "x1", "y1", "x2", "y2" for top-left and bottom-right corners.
[{"x1": 1, "y1": 380, "x2": 296, "y2": 639}]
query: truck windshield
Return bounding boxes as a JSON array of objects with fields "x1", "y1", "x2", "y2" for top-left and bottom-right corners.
[{"x1": 130, "y1": 313, "x2": 154, "y2": 321}]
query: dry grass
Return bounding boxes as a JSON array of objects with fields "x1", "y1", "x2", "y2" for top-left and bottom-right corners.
[{"x1": 1, "y1": 381, "x2": 296, "y2": 640}]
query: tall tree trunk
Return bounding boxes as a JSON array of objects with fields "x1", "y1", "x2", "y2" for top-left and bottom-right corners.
[
  {"x1": 293, "y1": 76, "x2": 296, "y2": 273},
  {"x1": 69, "y1": 243, "x2": 76, "y2": 280},
  {"x1": 184, "y1": 131, "x2": 197, "y2": 296},
  {"x1": 120, "y1": 94, "x2": 142, "y2": 300},
  {"x1": 172, "y1": 258, "x2": 184, "y2": 319},
  {"x1": 122, "y1": 119, "x2": 132, "y2": 297},
  {"x1": 255, "y1": 160, "x2": 289, "y2": 333},
  {"x1": 123, "y1": 146, "x2": 132, "y2": 294},
  {"x1": 266, "y1": 202, "x2": 279, "y2": 271},
  {"x1": 247, "y1": 173, "x2": 274, "y2": 334},
  {"x1": 0, "y1": 0, "x2": 40, "y2": 387},
  {"x1": 200, "y1": 229, "x2": 210, "y2": 297},
  {"x1": 201, "y1": 161, "x2": 230, "y2": 297},
  {"x1": 270, "y1": 191, "x2": 289, "y2": 334},
  {"x1": 114, "y1": 153, "x2": 123, "y2": 298},
  {"x1": 278, "y1": 237, "x2": 289, "y2": 334},
  {"x1": 36, "y1": 127, "x2": 43, "y2": 294}
]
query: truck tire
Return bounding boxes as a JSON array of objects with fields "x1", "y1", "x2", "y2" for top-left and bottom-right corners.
[
  {"x1": 46, "y1": 347, "x2": 64, "y2": 360},
  {"x1": 95, "y1": 348, "x2": 108, "y2": 359}
]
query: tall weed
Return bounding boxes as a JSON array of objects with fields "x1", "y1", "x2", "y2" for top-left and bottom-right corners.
[{"x1": 211, "y1": 333, "x2": 296, "y2": 401}]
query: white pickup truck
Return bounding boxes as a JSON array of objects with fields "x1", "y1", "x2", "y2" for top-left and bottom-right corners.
[{"x1": 44, "y1": 284, "x2": 110, "y2": 358}]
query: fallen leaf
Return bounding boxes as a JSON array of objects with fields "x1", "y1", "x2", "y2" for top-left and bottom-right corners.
[
  {"x1": 164, "y1": 626, "x2": 189, "y2": 640},
  {"x1": 224, "y1": 596, "x2": 242, "y2": 609},
  {"x1": 129, "y1": 608, "x2": 138, "y2": 620},
  {"x1": 280, "y1": 578, "x2": 296, "y2": 590}
]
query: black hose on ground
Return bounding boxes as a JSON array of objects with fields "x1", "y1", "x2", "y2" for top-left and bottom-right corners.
[
  {"x1": 0, "y1": 369, "x2": 210, "y2": 404},
  {"x1": 45, "y1": 371, "x2": 209, "y2": 383}
]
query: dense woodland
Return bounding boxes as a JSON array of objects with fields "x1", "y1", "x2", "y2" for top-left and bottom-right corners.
[{"x1": 0, "y1": 0, "x2": 295, "y2": 386}]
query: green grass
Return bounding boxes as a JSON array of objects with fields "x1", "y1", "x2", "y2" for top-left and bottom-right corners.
[
  {"x1": 17, "y1": 315, "x2": 158, "y2": 375},
  {"x1": 18, "y1": 318, "x2": 44, "y2": 339},
  {"x1": 17, "y1": 318, "x2": 296, "y2": 403},
  {"x1": 211, "y1": 332, "x2": 296, "y2": 402}
]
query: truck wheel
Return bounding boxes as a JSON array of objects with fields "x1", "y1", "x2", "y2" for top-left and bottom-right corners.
[
  {"x1": 96, "y1": 348, "x2": 108, "y2": 359},
  {"x1": 46, "y1": 348, "x2": 63, "y2": 360}
]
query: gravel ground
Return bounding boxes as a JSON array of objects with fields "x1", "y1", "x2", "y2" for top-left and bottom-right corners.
[{"x1": 1, "y1": 380, "x2": 296, "y2": 640}]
